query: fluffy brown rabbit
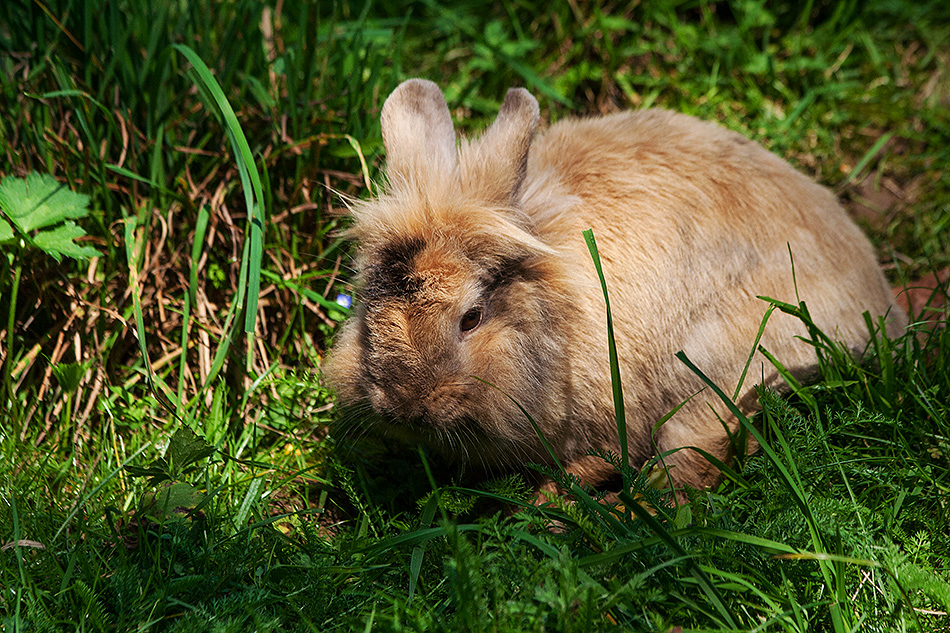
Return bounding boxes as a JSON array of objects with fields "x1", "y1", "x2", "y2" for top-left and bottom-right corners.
[{"x1": 324, "y1": 78, "x2": 906, "y2": 493}]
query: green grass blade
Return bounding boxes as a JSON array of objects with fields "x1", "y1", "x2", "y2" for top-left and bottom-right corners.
[
  {"x1": 675, "y1": 351, "x2": 813, "y2": 529},
  {"x1": 123, "y1": 217, "x2": 180, "y2": 414},
  {"x1": 172, "y1": 43, "x2": 266, "y2": 377},
  {"x1": 361, "y1": 525, "x2": 484, "y2": 559},
  {"x1": 583, "y1": 229, "x2": 629, "y2": 485},
  {"x1": 177, "y1": 204, "x2": 210, "y2": 407},
  {"x1": 734, "y1": 304, "x2": 777, "y2": 400},
  {"x1": 843, "y1": 131, "x2": 893, "y2": 185},
  {"x1": 408, "y1": 492, "x2": 441, "y2": 606},
  {"x1": 52, "y1": 442, "x2": 152, "y2": 542},
  {"x1": 106, "y1": 164, "x2": 178, "y2": 197},
  {"x1": 234, "y1": 475, "x2": 264, "y2": 529},
  {"x1": 676, "y1": 350, "x2": 847, "y2": 618},
  {"x1": 619, "y1": 489, "x2": 740, "y2": 627}
]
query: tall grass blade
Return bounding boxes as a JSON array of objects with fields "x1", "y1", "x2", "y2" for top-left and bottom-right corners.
[
  {"x1": 618, "y1": 489, "x2": 740, "y2": 627},
  {"x1": 408, "y1": 492, "x2": 441, "y2": 605},
  {"x1": 675, "y1": 350, "x2": 853, "y2": 628},
  {"x1": 234, "y1": 475, "x2": 264, "y2": 529},
  {"x1": 583, "y1": 229, "x2": 629, "y2": 485},
  {"x1": 52, "y1": 443, "x2": 151, "y2": 542},
  {"x1": 171, "y1": 44, "x2": 266, "y2": 376},
  {"x1": 177, "y1": 205, "x2": 211, "y2": 407},
  {"x1": 123, "y1": 217, "x2": 180, "y2": 414},
  {"x1": 734, "y1": 304, "x2": 777, "y2": 400}
]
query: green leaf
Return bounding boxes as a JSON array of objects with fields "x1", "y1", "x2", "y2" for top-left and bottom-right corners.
[
  {"x1": 166, "y1": 426, "x2": 215, "y2": 475},
  {"x1": 140, "y1": 481, "x2": 206, "y2": 524},
  {"x1": 124, "y1": 463, "x2": 172, "y2": 484},
  {"x1": 124, "y1": 427, "x2": 214, "y2": 484},
  {"x1": 51, "y1": 361, "x2": 89, "y2": 393},
  {"x1": 32, "y1": 222, "x2": 102, "y2": 261},
  {"x1": 0, "y1": 173, "x2": 88, "y2": 232},
  {"x1": 0, "y1": 172, "x2": 101, "y2": 260}
]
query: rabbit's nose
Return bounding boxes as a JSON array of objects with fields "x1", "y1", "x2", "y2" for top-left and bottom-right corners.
[{"x1": 379, "y1": 374, "x2": 434, "y2": 420}]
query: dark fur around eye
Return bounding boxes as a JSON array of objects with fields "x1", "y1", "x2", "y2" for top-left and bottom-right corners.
[
  {"x1": 483, "y1": 254, "x2": 535, "y2": 293},
  {"x1": 364, "y1": 237, "x2": 426, "y2": 299}
]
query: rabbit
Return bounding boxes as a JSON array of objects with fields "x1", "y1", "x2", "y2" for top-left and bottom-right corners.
[{"x1": 323, "y1": 78, "x2": 906, "y2": 494}]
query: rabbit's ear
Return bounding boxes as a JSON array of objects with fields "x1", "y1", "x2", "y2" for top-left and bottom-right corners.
[
  {"x1": 465, "y1": 88, "x2": 540, "y2": 205},
  {"x1": 381, "y1": 79, "x2": 458, "y2": 186}
]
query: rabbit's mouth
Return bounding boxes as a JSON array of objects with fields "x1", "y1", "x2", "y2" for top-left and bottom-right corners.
[
  {"x1": 374, "y1": 404, "x2": 545, "y2": 471},
  {"x1": 385, "y1": 409, "x2": 474, "y2": 433},
  {"x1": 379, "y1": 409, "x2": 487, "y2": 448},
  {"x1": 367, "y1": 378, "x2": 478, "y2": 428}
]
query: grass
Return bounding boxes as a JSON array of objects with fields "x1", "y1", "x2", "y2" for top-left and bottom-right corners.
[{"x1": 2, "y1": 0, "x2": 950, "y2": 630}]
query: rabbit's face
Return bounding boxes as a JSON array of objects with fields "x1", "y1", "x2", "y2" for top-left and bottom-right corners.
[
  {"x1": 357, "y1": 234, "x2": 482, "y2": 431},
  {"x1": 343, "y1": 217, "x2": 569, "y2": 465},
  {"x1": 325, "y1": 79, "x2": 576, "y2": 468}
]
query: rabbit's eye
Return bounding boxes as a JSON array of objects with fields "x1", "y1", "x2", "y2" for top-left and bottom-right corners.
[{"x1": 459, "y1": 307, "x2": 482, "y2": 333}]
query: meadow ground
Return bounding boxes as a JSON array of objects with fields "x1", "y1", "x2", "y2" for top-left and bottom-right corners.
[{"x1": 2, "y1": 1, "x2": 950, "y2": 630}]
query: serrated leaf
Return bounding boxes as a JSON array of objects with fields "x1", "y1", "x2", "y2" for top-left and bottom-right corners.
[
  {"x1": 166, "y1": 426, "x2": 215, "y2": 475},
  {"x1": 0, "y1": 172, "x2": 101, "y2": 260},
  {"x1": 0, "y1": 173, "x2": 90, "y2": 232},
  {"x1": 51, "y1": 361, "x2": 90, "y2": 393},
  {"x1": 32, "y1": 222, "x2": 102, "y2": 261}
]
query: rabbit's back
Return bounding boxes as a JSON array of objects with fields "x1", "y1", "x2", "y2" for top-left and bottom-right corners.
[
  {"x1": 525, "y1": 108, "x2": 897, "y2": 343},
  {"x1": 529, "y1": 109, "x2": 868, "y2": 258},
  {"x1": 519, "y1": 109, "x2": 903, "y2": 486}
]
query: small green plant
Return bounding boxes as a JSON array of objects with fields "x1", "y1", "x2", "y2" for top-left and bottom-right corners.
[
  {"x1": 0, "y1": 172, "x2": 101, "y2": 410},
  {"x1": 125, "y1": 426, "x2": 216, "y2": 523}
]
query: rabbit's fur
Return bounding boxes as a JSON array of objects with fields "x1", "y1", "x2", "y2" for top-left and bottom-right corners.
[{"x1": 325, "y1": 79, "x2": 906, "y2": 491}]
